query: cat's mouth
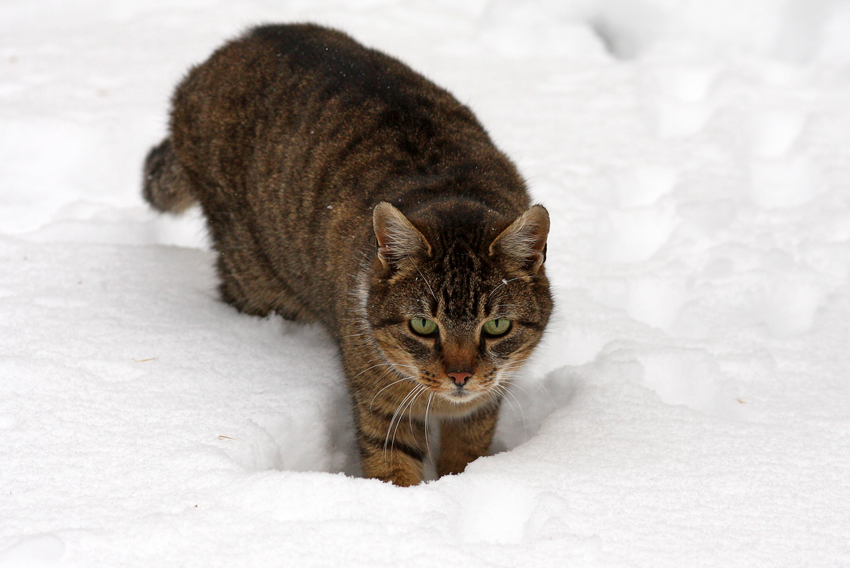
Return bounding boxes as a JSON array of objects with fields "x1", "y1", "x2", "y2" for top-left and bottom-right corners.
[
  {"x1": 434, "y1": 381, "x2": 489, "y2": 404},
  {"x1": 445, "y1": 388, "x2": 480, "y2": 401}
]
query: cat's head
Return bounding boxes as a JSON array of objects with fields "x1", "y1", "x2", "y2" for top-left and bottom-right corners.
[{"x1": 364, "y1": 201, "x2": 552, "y2": 404}]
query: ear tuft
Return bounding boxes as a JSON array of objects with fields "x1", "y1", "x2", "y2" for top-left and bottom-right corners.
[
  {"x1": 373, "y1": 202, "x2": 431, "y2": 269},
  {"x1": 489, "y1": 204, "x2": 550, "y2": 272}
]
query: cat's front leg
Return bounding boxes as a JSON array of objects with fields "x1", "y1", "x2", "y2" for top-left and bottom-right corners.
[
  {"x1": 354, "y1": 399, "x2": 427, "y2": 487},
  {"x1": 437, "y1": 402, "x2": 500, "y2": 478}
]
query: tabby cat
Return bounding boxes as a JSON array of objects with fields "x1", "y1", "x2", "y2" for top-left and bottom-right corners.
[{"x1": 142, "y1": 23, "x2": 552, "y2": 486}]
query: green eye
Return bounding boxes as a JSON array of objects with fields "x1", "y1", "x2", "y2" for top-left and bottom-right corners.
[
  {"x1": 482, "y1": 318, "x2": 512, "y2": 337},
  {"x1": 410, "y1": 317, "x2": 438, "y2": 336}
]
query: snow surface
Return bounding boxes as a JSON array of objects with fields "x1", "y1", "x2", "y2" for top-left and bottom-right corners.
[{"x1": 2, "y1": 1, "x2": 850, "y2": 566}]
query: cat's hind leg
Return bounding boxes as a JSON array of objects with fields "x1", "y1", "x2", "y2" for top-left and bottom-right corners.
[
  {"x1": 142, "y1": 138, "x2": 197, "y2": 213},
  {"x1": 143, "y1": 139, "x2": 316, "y2": 322},
  {"x1": 214, "y1": 224, "x2": 317, "y2": 322}
]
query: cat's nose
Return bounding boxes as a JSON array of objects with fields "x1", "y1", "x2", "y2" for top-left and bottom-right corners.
[{"x1": 448, "y1": 371, "x2": 471, "y2": 387}]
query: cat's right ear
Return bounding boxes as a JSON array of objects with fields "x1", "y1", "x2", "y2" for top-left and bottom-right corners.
[
  {"x1": 490, "y1": 204, "x2": 550, "y2": 273},
  {"x1": 373, "y1": 202, "x2": 432, "y2": 270}
]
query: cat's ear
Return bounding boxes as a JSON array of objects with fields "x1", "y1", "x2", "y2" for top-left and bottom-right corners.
[
  {"x1": 490, "y1": 204, "x2": 550, "y2": 273},
  {"x1": 373, "y1": 202, "x2": 432, "y2": 269}
]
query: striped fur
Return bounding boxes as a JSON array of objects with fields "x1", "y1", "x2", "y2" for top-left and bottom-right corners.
[{"x1": 143, "y1": 23, "x2": 552, "y2": 486}]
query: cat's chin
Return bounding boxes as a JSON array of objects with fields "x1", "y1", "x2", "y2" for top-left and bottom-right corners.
[{"x1": 437, "y1": 388, "x2": 485, "y2": 404}]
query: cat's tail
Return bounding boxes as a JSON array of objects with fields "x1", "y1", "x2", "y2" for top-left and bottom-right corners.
[{"x1": 142, "y1": 138, "x2": 197, "y2": 213}]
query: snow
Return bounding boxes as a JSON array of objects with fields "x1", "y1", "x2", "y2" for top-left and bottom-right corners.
[{"x1": 2, "y1": 0, "x2": 849, "y2": 566}]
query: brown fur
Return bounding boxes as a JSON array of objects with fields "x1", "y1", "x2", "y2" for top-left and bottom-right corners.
[{"x1": 143, "y1": 23, "x2": 553, "y2": 486}]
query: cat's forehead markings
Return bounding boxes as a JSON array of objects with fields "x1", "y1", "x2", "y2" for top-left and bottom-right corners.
[
  {"x1": 417, "y1": 297, "x2": 435, "y2": 316},
  {"x1": 412, "y1": 262, "x2": 437, "y2": 303}
]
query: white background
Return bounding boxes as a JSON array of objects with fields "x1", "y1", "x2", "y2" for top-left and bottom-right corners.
[{"x1": 2, "y1": 1, "x2": 849, "y2": 566}]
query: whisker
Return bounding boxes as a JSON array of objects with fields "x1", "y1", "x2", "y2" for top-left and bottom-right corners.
[
  {"x1": 502, "y1": 370, "x2": 557, "y2": 409},
  {"x1": 492, "y1": 384, "x2": 520, "y2": 421},
  {"x1": 353, "y1": 361, "x2": 416, "y2": 381},
  {"x1": 407, "y1": 386, "x2": 423, "y2": 433},
  {"x1": 533, "y1": 380, "x2": 557, "y2": 407},
  {"x1": 387, "y1": 385, "x2": 426, "y2": 461},
  {"x1": 341, "y1": 331, "x2": 378, "y2": 339},
  {"x1": 370, "y1": 377, "x2": 414, "y2": 410},
  {"x1": 487, "y1": 276, "x2": 526, "y2": 301},
  {"x1": 412, "y1": 261, "x2": 438, "y2": 304},
  {"x1": 404, "y1": 386, "x2": 427, "y2": 437},
  {"x1": 494, "y1": 383, "x2": 528, "y2": 440},
  {"x1": 424, "y1": 392, "x2": 434, "y2": 459},
  {"x1": 384, "y1": 384, "x2": 423, "y2": 459}
]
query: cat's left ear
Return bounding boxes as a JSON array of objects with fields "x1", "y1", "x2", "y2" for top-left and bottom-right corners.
[
  {"x1": 373, "y1": 202, "x2": 432, "y2": 270},
  {"x1": 490, "y1": 204, "x2": 550, "y2": 273}
]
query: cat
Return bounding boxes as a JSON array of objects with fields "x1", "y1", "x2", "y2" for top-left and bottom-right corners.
[{"x1": 142, "y1": 23, "x2": 552, "y2": 486}]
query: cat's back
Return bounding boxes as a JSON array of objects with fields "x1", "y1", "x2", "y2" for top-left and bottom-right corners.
[
  {"x1": 169, "y1": 22, "x2": 525, "y2": 234},
  {"x1": 169, "y1": 24, "x2": 374, "y2": 181},
  {"x1": 170, "y1": 23, "x2": 483, "y2": 167},
  {"x1": 246, "y1": 23, "x2": 435, "y2": 105}
]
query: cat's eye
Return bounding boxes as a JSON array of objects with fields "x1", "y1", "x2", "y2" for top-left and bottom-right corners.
[
  {"x1": 409, "y1": 317, "x2": 438, "y2": 336},
  {"x1": 482, "y1": 318, "x2": 512, "y2": 337}
]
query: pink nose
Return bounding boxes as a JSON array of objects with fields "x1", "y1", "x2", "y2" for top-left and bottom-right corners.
[{"x1": 448, "y1": 372, "x2": 471, "y2": 387}]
